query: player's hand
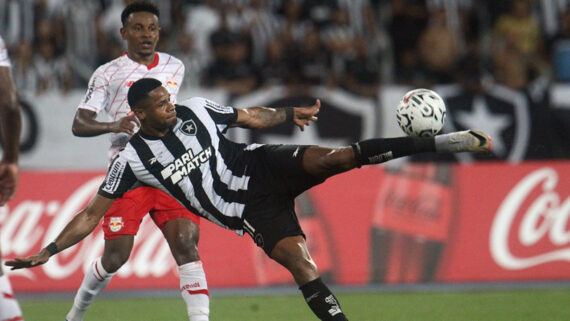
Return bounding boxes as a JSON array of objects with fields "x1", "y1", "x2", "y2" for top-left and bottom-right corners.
[
  {"x1": 294, "y1": 99, "x2": 321, "y2": 131},
  {"x1": 0, "y1": 161, "x2": 19, "y2": 206},
  {"x1": 110, "y1": 112, "x2": 141, "y2": 135},
  {"x1": 5, "y1": 249, "x2": 51, "y2": 270}
]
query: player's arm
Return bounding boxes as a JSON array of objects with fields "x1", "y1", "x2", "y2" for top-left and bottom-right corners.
[
  {"x1": 233, "y1": 99, "x2": 321, "y2": 131},
  {"x1": 5, "y1": 194, "x2": 114, "y2": 269},
  {"x1": 72, "y1": 108, "x2": 141, "y2": 137},
  {"x1": 0, "y1": 65, "x2": 21, "y2": 206},
  {"x1": 72, "y1": 72, "x2": 140, "y2": 137}
]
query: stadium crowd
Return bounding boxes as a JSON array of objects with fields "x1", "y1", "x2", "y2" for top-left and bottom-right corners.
[{"x1": 1, "y1": 0, "x2": 569, "y2": 98}]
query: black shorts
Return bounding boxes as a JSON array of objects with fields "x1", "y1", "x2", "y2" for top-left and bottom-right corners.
[{"x1": 242, "y1": 144, "x2": 325, "y2": 255}]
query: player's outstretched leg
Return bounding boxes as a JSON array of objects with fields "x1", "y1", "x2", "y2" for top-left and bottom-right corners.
[
  {"x1": 270, "y1": 236, "x2": 348, "y2": 321},
  {"x1": 302, "y1": 129, "x2": 491, "y2": 179},
  {"x1": 66, "y1": 237, "x2": 132, "y2": 321},
  {"x1": 351, "y1": 129, "x2": 491, "y2": 167}
]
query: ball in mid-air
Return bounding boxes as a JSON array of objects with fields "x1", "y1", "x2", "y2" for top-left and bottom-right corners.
[{"x1": 396, "y1": 88, "x2": 446, "y2": 137}]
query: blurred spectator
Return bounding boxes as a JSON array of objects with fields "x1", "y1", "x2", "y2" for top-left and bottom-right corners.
[
  {"x1": 340, "y1": 37, "x2": 381, "y2": 97},
  {"x1": 10, "y1": 40, "x2": 39, "y2": 96},
  {"x1": 0, "y1": 0, "x2": 568, "y2": 95},
  {"x1": 34, "y1": 39, "x2": 71, "y2": 93},
  {"x1": 551, "y1": 10, "x2": 570, "y2": 82},
  {"x1": 321, "y1": 7, "x2": 358, "y2": 83},
  {"x1": 304, "y1": 0, "x2": 339, "y2": 28},
  {"x1": 184, "y1": 0, "x2": 222, "y2": 65},
  {"x1": 387, "y1": 0, "x2": 428, "y2": 83},
  {"x1": 61, "y1": 0, "x2": 101, "y2": 85},
  {"x1": 287, "y1": 26, "x2": 331, "y2": 86},
  {"x1": 493, "y1": 0, "x2": 542, "y2": 57},
  {"x1": 257, "y1": 37, "x2": 290, "y2": 86},
  {"x1": 204, "y1": 26, "x2": 257, "y2": 95},
  {"x1": 100, "y1": 0, "x2": 133, "y2": 45},
  {"x1": 171, "y1": 31, "x2": 206, "y2": 88},
  {"x1": 418, "y1": 9, "x2": 460, "y2": 84},
  {"x1": 492, "y1": 0, "x2": 548, "y2": 89},
  {"x1": 0, "y1": 0, "x2": 35, "y2": 47}
]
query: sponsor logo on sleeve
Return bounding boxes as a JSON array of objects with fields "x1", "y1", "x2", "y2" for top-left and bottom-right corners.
[{"x1": 102, "y1": 160, "x2": 125, "y2": 193}]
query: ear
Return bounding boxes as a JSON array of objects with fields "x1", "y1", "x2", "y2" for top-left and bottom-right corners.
[
  {"x1": 134, "y1": 109, "x2": 146, "y2": 121},
  {"x1": 120, "y1": 26, "x2": 127, "y2": 40}
]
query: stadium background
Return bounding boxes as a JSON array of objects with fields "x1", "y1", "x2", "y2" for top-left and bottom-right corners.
[{"x1": 1, "y1": 0, "x2": 570, "y2": 318}]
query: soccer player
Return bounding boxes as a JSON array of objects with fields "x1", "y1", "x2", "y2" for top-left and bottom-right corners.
[
  {"x1": 0, "y1": 35, "x2": 24, "y2": 321},
  {"x1": 7, "y1": 78, "x2": 492, "y2": 320},
  {"x1": 67, "y1": 2, "x2": 208, "y2": 321}
]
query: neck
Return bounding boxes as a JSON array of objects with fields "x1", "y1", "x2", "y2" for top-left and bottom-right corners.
[
  {"x1": 139, "y1": 125, "x2": 170, "y2": 139},
  {"x1": 127, "y1": 51, "x2": 156, "y2": 66}
]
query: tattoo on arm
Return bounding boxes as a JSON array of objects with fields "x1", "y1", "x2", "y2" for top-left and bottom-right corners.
[{"x1": 246, "y1": 107, "x2": 287, "y2": 129}]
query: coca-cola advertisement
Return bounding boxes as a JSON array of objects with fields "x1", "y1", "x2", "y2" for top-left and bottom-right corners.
[{"x1": 2, "y1": 161, "x2": 570, "y2": 293}]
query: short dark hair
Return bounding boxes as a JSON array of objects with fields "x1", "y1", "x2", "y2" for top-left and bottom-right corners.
[
  {"x1": 128, "y1": 78, "x2": 162, "y2": 109},
  {"x1": 121, "y1": 1, "x2": 160, "y2": 26}
]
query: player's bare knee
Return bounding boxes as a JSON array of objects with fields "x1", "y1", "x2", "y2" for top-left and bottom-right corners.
[{"x1": 102, "y1": 251, "x2": 130, "y2": 273}]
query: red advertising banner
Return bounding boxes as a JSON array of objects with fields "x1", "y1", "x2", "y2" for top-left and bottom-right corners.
[
  {"x1": 437, "y1": 161, "x2": 570, "y2": 282},
  {"x1": 2, "y1": 161, "x2": 570, "y2": 293}
]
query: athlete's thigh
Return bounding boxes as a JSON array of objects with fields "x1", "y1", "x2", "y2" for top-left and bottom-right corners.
[
  {"x1": 102, "y1": 187, "x2": 154, "y2": 240},
  {"x1": 149, "y1": 188, "x2": 200, "y2": 229},
  {"x1": 243, "y1": 204, "x2": 305, "y2": 256},
  {"x1": 257, "y1": 144, "x2": 325, "y2": 196}
]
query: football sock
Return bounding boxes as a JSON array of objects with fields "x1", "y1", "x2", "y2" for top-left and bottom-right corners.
[
  {"x1": 0, "y1": 274, "x2": 23, "y2": 321},
  {"x1": 66, "y1": 258, "x2": 115, "y2": 321},
  {"x1": 351, "y1": 137, "x2": 435, "y2": 167},
  {"x1": 300, "y1": 278, "x2": 348, "y2": 321},
  {"x1": 179, "y1": 261, "x2": 210, "y2": 321}
]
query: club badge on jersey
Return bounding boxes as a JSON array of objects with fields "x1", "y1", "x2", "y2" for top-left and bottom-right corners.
[
  {"x1": 165, "y1": 78, "x2": 179, "y2": 91},
  {"x1": 109, "y1": 217, "x2": 124, "y2": 232}
]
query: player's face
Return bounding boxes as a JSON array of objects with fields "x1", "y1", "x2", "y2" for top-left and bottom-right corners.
[
  {"x1": 121, "y1": 12, "x2": 160, "y2": 59},
  {"x1": 139, "y1": 86, "x2": 177, "y2": 132}
]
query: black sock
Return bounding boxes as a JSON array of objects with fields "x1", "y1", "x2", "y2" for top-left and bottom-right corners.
[
  {"x1": 299, "y1": 278, "x2": 348, "y2": 321},
  {"x1": 351, "y1": 137, "x2": 435, "y2": 167}
]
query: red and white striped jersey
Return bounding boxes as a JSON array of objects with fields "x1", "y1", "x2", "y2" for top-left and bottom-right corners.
[
  {"x1": 0, "y1": 36, "x2": 11, "y2": 67},
  {"x1": 78, "y1": 52, "x2": 185, "y2": 157}
]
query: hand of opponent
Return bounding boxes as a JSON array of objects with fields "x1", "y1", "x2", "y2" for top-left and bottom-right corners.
[{"x1": 110, "y1": 112, "x2": 141, "y2": 135}]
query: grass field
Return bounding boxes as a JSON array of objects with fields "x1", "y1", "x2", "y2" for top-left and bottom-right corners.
[{"x1": 19, "y1": 288, "x2": 570, "y2": 321}]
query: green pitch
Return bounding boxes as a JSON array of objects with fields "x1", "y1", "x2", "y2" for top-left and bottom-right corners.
[{"x1": 20, "y1": 289, "x2": 570, "y2": 321}]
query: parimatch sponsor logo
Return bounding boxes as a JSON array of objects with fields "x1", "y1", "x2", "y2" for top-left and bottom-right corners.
[{"x1": 161, "y1": 147, "x2": 213, "y2": 184}]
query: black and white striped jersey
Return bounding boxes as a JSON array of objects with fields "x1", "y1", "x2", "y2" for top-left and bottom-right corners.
[{"x1": 98, "y1": 97, "x2": 258, "y2": 235}]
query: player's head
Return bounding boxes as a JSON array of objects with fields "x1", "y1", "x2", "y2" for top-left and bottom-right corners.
[
  {"x1": 120, "y1": 1, "x2": 160, "y2": 59},
  {"x1": 128, "y1": 78, "x2": 177, "y2": 132}
]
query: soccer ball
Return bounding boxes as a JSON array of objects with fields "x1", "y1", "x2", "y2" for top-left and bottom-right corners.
[{"x1": 396, "y1": 88, "x2": 446, "y2": 137}]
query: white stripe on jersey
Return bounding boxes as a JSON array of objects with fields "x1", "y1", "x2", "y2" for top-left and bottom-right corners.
[
  {"x1": 78, "y1": 52, "x2": 185, "y2": 156},
  {"x1": 0, "y1": 36, "x2": 11, "y2": 67},
  {"x1": 181, "y1": 103, "x2": 247, "y2": 217}
]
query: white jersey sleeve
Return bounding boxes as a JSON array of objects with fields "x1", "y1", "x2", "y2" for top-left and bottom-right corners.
[
  {"x1": 78, "y1": 65, "x2": 110, "y2": 114},
  {"x1": 0, "y1": 37, "x2": 11, "y2": 67}
]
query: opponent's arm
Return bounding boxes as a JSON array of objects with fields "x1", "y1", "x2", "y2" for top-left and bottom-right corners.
[
  {"x1": 234, "y1": 99, "x2": 321, "y2": 131},
  {"x1": 0, "y1": 65, "x2": 21, "y2": 206},
  {"x1": 5, "y1": 194, "x2": 115, "y2": 269},
  {"x1": 72, "y1": 109, "x2": 141, "y2": 137}
]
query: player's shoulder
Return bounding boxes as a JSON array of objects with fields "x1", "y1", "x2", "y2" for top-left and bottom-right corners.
[
  {"x1": 156, "y1": 51, "x2": 183, "y2": 66},
  {"x1": 177, "y1": 96, "x2": 209, "y2": 109},
  {"x1": 92, "y1": 55, "x2": 125, "y2": 77}
]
